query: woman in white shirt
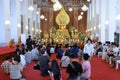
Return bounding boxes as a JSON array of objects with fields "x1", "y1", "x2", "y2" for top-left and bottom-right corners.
[{"x1": 83, "y1": 40, "x2": 94, "y2": 58}]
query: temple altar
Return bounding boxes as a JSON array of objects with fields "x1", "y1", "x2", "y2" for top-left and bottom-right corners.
[
  {"x1": 52, "y1": 7, "x2": 70, "y2": 44},
  {"x1": 42, "y1": 7, "x2": 86, "y2": 44}
]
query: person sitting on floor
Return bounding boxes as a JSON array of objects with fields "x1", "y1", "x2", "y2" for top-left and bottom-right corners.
[
  {"x1": 66, "y1": 54, "x2": 83, "y2": 80},
  {"x1": 21, "y1": 44, "x2": 25, "y2": 55},
  {"x1": 49, "y1": 60, "x2": 61, "y2": 80},
  {"x1": 71, "y1": 43, "x2": 79, "y2": 58},
  {"x1": 81, "y1": 53, "x2": 91, "y2": 80},
  {"x1": 110, "y1": 45, "x2": 119, "y2": 67},
  {"x1": 56, "y1": 45, "x2": 64, "y2": 59},
  {"x1": 61, "y1": 51, "x2": 70, "y2": 68},
  {"x1": 16, "y1": 45, "x2": 21, "y2": 54},
  {"x1": 95, "y1": 42, "x2": 103, "y2": 55},
  {"x1": 106, "y1": 43, "x2": 119, "y2": 63},
  {"x1": 1, "y1": 56, "x2": 11, "y2": 74},
  {"x1": 24, "y1": 49, "x2": 31, "y2": 64},
  {"x1": 9, "y1": 55, "x2": 25, "y2": 80},
  {"x1": 9, "y1": 39, "x2": 15, "y2": 48},
  {"x1": 50, "y1": 45, "x2": 55, "y2": 54},
  {"x1": 31, "y1": 45, "x2": 39, "y2": 61},
  {"x1": 38, "y1": 48, "x2": 50, "y2": 76},
  {"x1": 18, "y1": 51, "x2": 26, "y2": 69}
]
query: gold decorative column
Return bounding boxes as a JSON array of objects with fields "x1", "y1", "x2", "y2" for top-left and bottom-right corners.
[
  {"x1": 49, "y1": 8, "x2": 53, "y2": 31},
  {"x1": 73, "y1": 8, "x2": 78, "y2": 30}
]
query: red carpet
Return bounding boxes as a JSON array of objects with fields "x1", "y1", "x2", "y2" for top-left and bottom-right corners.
[{"x1": 0, "y1": 54, "x2": 120, "y2": 80}]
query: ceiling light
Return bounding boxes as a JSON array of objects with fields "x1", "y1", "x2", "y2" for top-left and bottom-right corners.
[
  {"x1": 81, "y1": 5, "x2": 88, "y2": 12},
  {"x1": 51, "y1": 0, "x2": 58, "y2": 3},
  {"x1": 53, "y1": 8, "x2": 58, "y2": 11},
  {"x1": 36, "y1": 29, "x2": 38, "y2": 32},
  {"x1": 94, "y1": 27, "x2": 96, "y2": 30},
  {"x1": 40, "y1": 30, "x2": 42, "y2": 33},
  {"x1": 32, "y1": 27, "x2": 34, "y2": 31},
  {"x1": 17, "y1": 23, "x2": 21, "y2": 28},
  {"x1": 36, "y1": 11, "x2": 39, "y2": 14},
  {"x1": 69, "y1": 8, "x2": 73, "y2": 12},
  {"x1": 28, "y1": 6, "x2": 34, "y2": 11},
  {"x1": 40, "y1": 15, "x2": 45, "y2": 19},
  {"x1": 90, "y1": 28, "x2": 92, "y2": 31},
  {"x1": 26, "y1": 26, "x2": 28, "y2": 30},
  {"x1": 75, "y1": 29, "x2": 78, "y2": 32},
  {"x1": 5, "y1": 20, "x2": 10, "y2": 25},
  {"x1": 98, "y1": 24, "x2": 100, "y2": 28},
  {"x1": 45, "y1": 18, "x2": 47, "y2": 21},
  {"x1": 78, "y1": 15, "x2": 83, "y2": 20},
  {"x1": 53, "y1": 1, "x2": 62, "y2": 11},
  {"x1": 87, "y1": 0, "x2": 91, "y2": 2},
  {"x1": 105, "y1": 21, "x2": 109, "y2": 25},
  {"x1": 81, "y1": 12, "x2": 84, "y2": 15}
]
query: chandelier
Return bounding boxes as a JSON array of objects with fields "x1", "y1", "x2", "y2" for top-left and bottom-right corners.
[
  {"x1": 81, "y1": 4, "x2": 88, "y2": 12},
  {"x1": 78, "y1": 15, "x2": 83, "y2": 21},
  {"x1": 28, "y1": 6, "x2": 34, "y2": 11},
  {"x1": 40, "y1": 15, "x2": 45, "y2": 19},
  {"x1": 53, "y1": 1, "x2": 62, "y2": 11},
  {"x1": 51, "y1": 0, "x2": 58, "y2": 3}
]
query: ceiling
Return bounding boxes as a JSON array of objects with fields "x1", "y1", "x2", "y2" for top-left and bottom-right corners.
[
  {"x1": 33, "y1": 0, "x2": 91, "y2": 9},
  {"x1": 35, "y1": 0, "x2": 91, "y2": 33}
]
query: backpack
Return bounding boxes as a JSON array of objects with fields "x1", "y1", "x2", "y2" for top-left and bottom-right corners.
[
  {"x1": 49, "y1": 69, "x2": 61, "y2": 80},
  {"x1": 68, "y1": 63, "x2": 81, "y2": 80}
]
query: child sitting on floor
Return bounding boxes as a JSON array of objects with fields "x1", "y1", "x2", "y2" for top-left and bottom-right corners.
[{"x1": 9, "y1": 55, "x2": 25, "y2": 80}]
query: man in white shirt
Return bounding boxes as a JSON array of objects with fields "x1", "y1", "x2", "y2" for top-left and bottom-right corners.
[{"x1": 31, "y1": 45, "x2": 39, "y2": 60}]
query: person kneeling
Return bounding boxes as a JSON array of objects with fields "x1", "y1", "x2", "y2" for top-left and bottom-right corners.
[
  {"x1": 9, "y1": 55, "x2": 25, "y2": 80},
  {"x1": 81, "y1": 53, "x2": 91, "y2": 80},
  {"x1": 66, "y1": 54, "x2": 83, "y2": 80}
]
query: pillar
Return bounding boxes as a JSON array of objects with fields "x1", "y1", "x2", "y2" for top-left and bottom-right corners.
[
  {"x1": 49, "y1": 8, "x2": 54, "y2": 30},
  {"x1": 73, "y1": 8, "x2": 78, "y2": 30},
  {"x1": 10, "y1": 0, "x2": 21, "y2": 42},
  {"x1": 28, "y1": 0, "x2": 34, "y2": 36},
  {"x1": 108, "y1": 0, "x2": 116, "y2": 42},
  {"x1": 33, "y1": 5, "x2": 37, "y2": 35},
  {"x1": 116, "y1": 0, "x2": 120, "y2": 45},
  {"x1": 0, "y1": 0, "x2": 11, "y2": 44},
  {"x1": 22, "y1": 0, "x2": 28, "y2": 37},
  {"x1": 99, "y1": 0, "x2": 106, "y2": 43},
  {"x1": 37, "y1": 8, "x2": 41, "y2": 39}
]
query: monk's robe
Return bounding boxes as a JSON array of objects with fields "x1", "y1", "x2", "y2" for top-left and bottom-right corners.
[
  {"x1": 9, "y1": 39, "x2": 15, "y2": 48},
  {"x1": 17, "y1": 37, "x2": 21, "y2": 46}
]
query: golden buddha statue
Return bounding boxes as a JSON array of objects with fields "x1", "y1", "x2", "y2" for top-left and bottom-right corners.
[{"x1": 55, "y1": 7, "x2": 70, "y2": 44}]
